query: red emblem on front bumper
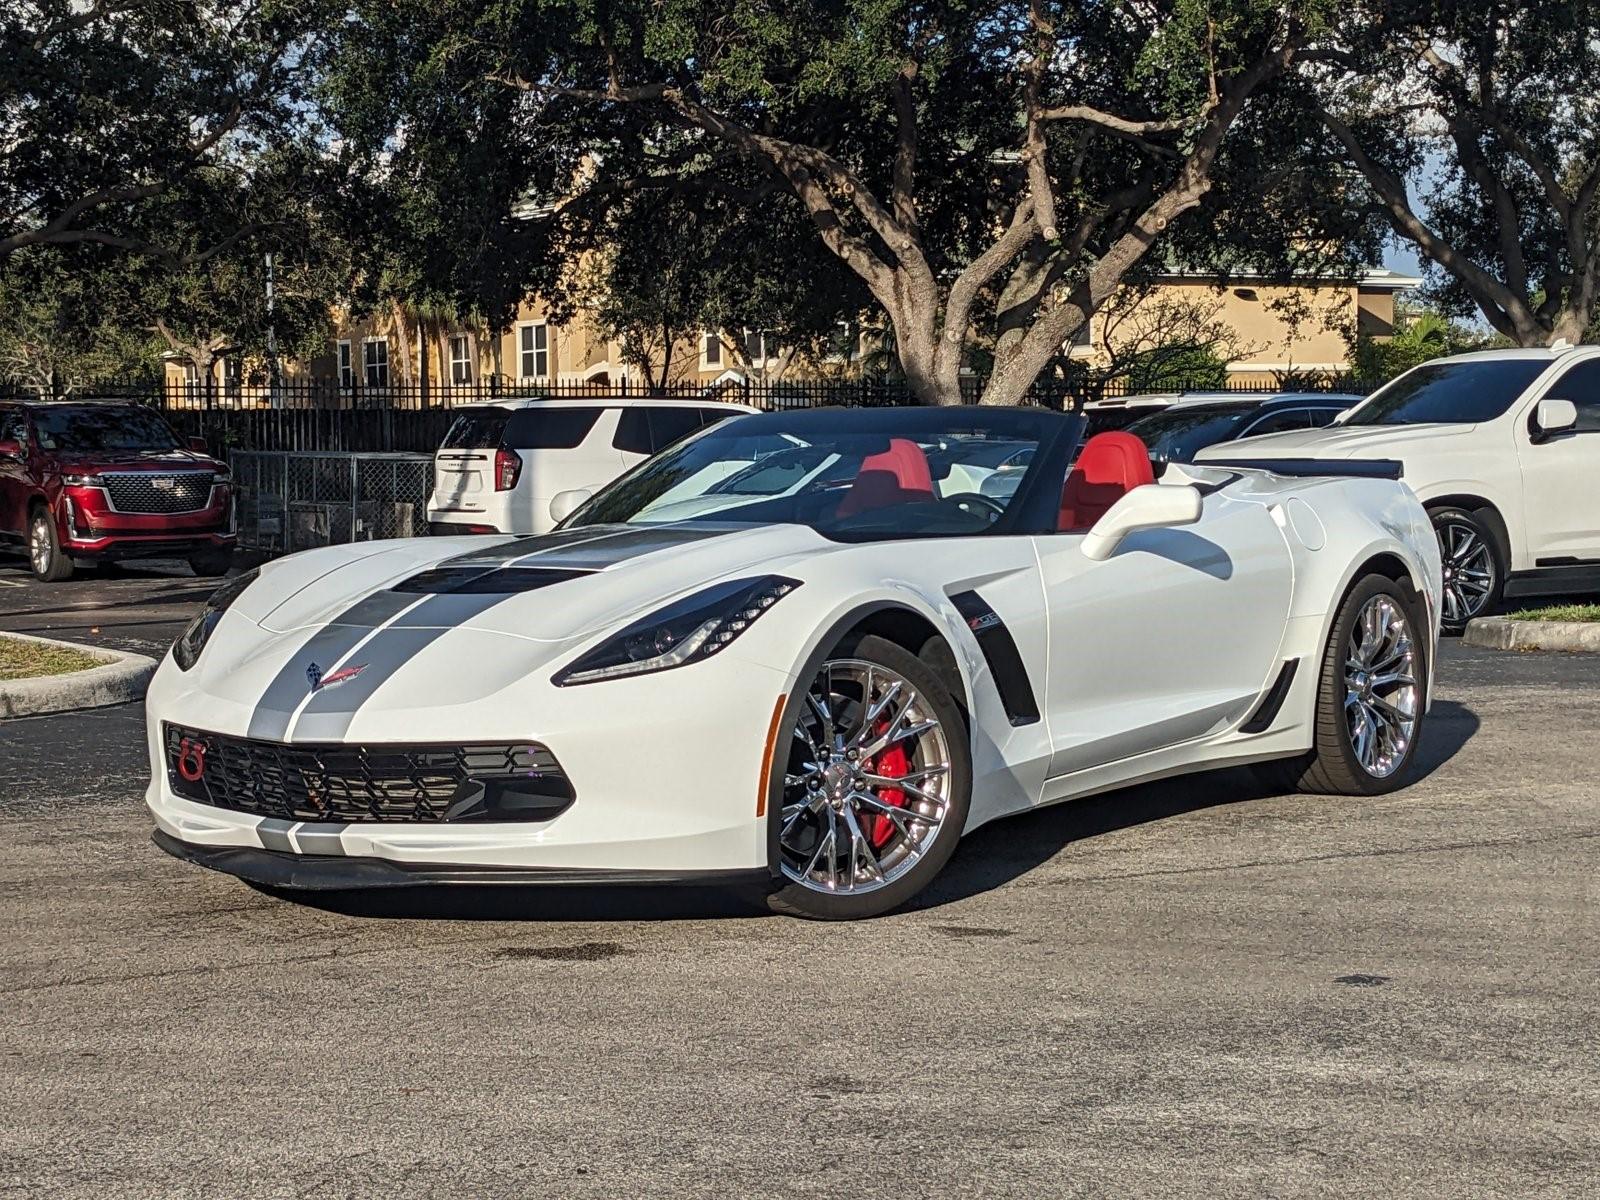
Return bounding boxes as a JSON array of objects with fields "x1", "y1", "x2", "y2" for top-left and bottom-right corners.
[{"x1": 176, "y1": 737, "x2": 207, "y2": 782}]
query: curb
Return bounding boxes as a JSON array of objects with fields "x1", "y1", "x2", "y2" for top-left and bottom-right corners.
[
  {"x1": 0, "y1": 632, "x2": 159, "y2": 720},
  {"x1": 1462, "y1": 616, "x2": 1600, "y2": 654}
]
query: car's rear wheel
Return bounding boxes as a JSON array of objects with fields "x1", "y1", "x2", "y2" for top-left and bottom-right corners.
[
  {"x1": 1258, "y1": 573, "x2": 1428, "y2": 796},
  {"x1": 28, "y1": 506, "x2": 73, "y2": 582},
  {"x1": 767, "y1": 634, "x2": 971, "y2": 920},
  {"x1": 188, "y1": 547, "x2": 235, "y2": 577},
  {"x1": 1430, "y1": 506, "x2": 1502, "y2": 633}
]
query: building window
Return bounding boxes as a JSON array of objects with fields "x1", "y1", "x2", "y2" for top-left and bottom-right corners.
[
  {"x1": 449, "y1": 334, "x2": 473, "y2": 385},
  {"x1": 700, "y1": 331, "x2": 723, "y2": 370},
  {"x1": 744, "y1": 329, "x2": 780, "y2": 366},
  {"x1": 517, "y1": 322, "x2": 549, "y2": 380},
  {"x1": 363, "y1": 337, "x2": 389, "y2": 388},
  {"x1": 336, "y1": 340, "x2": 353, "y2": 389},
  {"x1": 1068, "y1": 318, "x2": 1093, "y2": 349}
]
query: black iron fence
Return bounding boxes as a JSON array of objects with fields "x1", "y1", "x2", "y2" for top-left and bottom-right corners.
[{"x1": 4, "y1": 372, "x2": 1368, "y2": 455}]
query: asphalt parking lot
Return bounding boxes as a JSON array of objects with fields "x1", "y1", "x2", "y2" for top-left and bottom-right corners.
[{"x1": 2, "y1": 563, "x2": 1598, "y2": 1197}]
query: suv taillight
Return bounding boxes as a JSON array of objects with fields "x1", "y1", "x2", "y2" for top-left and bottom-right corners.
[{"x1": 494, "y1": 447, "x2": 522, "y2": 492}]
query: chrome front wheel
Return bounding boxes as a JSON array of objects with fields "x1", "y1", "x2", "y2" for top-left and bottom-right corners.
[{"x1": 768, "y1": 635, "x2": 971, "y2": 919}]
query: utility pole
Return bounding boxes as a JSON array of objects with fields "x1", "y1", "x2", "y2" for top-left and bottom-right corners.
[{"x1": 264, "y1": 251, "x2": 281, "y2": 409}]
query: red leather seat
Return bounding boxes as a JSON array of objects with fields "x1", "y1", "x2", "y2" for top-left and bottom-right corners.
[
  {"x1": 1059, "y1": 431, "x2": 1155, "y2": 532},
  {"x1": 837, "y1": 438, "x2": 935, "y2": 517}
]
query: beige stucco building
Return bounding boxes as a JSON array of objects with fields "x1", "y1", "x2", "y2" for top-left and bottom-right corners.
[
  {"x1": 162, "y1": 266, "x2": 1418, "y2": 400},
  {"x1": 1066, "y1": 267, "x2": 1421, "y2": 382}
]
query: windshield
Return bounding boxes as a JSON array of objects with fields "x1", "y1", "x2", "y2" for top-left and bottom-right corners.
[
  {"x1": 1125, "y1": 405, "x2": 1253, "y2": 461},
  {"x1": 565, "y1": 408, "x2": 1076, "y2": 540},
  {"x1": 31, "y1": 405, "x2": 180, "y2": 452},
  {"x1": 1342, "y1": 360, "x2": 1548, "y2": 426}
]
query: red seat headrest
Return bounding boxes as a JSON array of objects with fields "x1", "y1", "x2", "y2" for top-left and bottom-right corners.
[
  {"x1": 837, "y1": 437, "x2": 935, "y2": 518},
  {"x1": 1059, "y1": 431, "x2": 1155, "y2": 532}
]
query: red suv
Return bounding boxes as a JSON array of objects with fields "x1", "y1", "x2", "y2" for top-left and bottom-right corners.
[{"x1": 0, "y1": 401, "x2": 235, "y2": 581}]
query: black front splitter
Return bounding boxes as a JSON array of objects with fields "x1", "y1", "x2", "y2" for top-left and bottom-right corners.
[{"x1": 152, "y1": 830, "x2": 773, "y2": 892}]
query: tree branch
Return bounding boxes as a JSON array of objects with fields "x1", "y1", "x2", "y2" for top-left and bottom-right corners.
[{"x1": 1320, "y1": 109, "x2": 1533, "y2": 341}]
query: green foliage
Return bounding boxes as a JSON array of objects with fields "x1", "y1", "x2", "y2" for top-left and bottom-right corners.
[
  {"x1": 1124, "y1": 345, "x2": 1229, "y2": 393},
  {"x1": 1348, "y1": 307, "x2": 1488, "y2": 386},
  {"x1": 0, "y1": 252, "x2": 160, "y2": 391},
  {"x1": 1, "y1": 2, "x2": 339, "y2": 259},
  {"x1": 320, "y1": 1, "x2": 1354, "y2": 400},
  {"x1": 574, "y1": 185, "x2": 869, "y2": 386},
  {"x1": 1319, "y1": 1, "x2": 1600, "y2": 342}
]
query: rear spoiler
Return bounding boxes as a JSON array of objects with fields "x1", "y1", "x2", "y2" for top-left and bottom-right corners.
[{"x1": 1204, "y1": 458, "x2": 1403, "y2": 481}]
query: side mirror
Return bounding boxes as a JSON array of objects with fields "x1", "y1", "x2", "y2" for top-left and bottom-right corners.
[
  {"x1": 548, "y1": 488, "x2": 593, "y2": 525},
  {"x1": 0, "y1": 438, "x2": 20, "y2": 460},
  {"x1": 1081, "y1": 484, "x2": 1203, "y2": 562},
  {"x1": 1532, "y1": 398, "x2": 1578, "y2": 443},
  {"x1": 187, "y1": 436, "x2": 210, "y2": 454}
]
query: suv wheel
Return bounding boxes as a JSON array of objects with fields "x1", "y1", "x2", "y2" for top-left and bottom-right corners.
[
  {"x1": 28, "y1": 506, "x2": 74, "y2": 582},
  {"x1": 1430, "y1": 506, "x2": 1503, "y2": 633},
  {"x1": 188, "y1": 547, "x2": 235, "y2": 577}
]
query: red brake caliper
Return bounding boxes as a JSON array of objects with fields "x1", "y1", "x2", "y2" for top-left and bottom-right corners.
[{"x1": 867, "y1": 721, "x2": 909, "y2": 849}]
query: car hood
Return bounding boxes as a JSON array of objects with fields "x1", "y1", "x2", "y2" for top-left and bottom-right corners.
[
  {"x1": 247, "y1": 523, "x2": 832, "y2": 644},
  {"x1": 1196, "y1": 422, "x2": 1477, "y2": 461}
]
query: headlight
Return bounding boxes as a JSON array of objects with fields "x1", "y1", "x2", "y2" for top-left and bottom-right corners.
[
  {"x1": 172, "y1": 568, "x2": 258, "y2": 671},
  {"x1": 212, "y1": 469, "x2": 232, "y2": 485},
  {"x1": 553, "y1": 575, "x2": 800, "y2": 686},
  {"x1": 62, "y1": 473, "x2": 102, "y2": 486}
]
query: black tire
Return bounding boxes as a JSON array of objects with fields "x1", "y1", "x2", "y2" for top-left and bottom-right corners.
[
  {"x1": 766, "y1": 633, "x2": 972, "y2": 920},
  {"x1": 1430, "y1": 505, "x2": 1504, "y2": 634},
  {"x1": 28, "y1": 505, "x2": 74, "y2": 582},
  {"x1": 1256, "y1": 573, "x2": 1429, "y2": 796},
  {"x1": 188, "y1": 547, "x2": 235, "y2": 577}
]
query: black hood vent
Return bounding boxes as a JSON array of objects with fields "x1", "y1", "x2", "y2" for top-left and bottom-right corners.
[{"x1": 391, "y1": 566, "x2": 594, "y2": 595}]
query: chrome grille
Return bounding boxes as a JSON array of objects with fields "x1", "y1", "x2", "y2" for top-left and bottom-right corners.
[{"x1": 103, "y1": 471, "x2": 214, "y2": 514}]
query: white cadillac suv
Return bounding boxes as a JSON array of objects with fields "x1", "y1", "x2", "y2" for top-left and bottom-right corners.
[{"x1": 1197, "y1": 346, "x2": 1599, "y2": 631}]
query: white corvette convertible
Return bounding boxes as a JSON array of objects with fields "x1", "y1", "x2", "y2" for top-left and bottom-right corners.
[{"x1": 147, "y1": 407, "x2": 1442, "y2": 919}]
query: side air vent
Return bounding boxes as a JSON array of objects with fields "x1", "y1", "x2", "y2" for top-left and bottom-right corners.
[
  {"x1": 948, "y1": 590, "x2": 1040, "y2": 726},
  {"x1": 391, "y1": 566, "x2": 593, "y2": 594},
  {"x1": 1241, "y1": 659, "x2": 1300, "y2": 734}
]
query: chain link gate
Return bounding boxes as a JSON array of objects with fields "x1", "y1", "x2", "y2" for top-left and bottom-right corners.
[{"x1": 230, "y1": 451, "x2": 433, "y2": 555}]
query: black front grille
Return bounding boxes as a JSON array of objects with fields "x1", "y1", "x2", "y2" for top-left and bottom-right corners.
[
  {"x1": 103, "y1": 472, "x2": 214, "y2": 514},
  {"x1": 164, "y1": 724, "x2": 574, "y2": 824}
]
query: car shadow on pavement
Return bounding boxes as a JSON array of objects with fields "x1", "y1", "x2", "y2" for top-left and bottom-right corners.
[
  {"x1": 265, "y1": 881, "x2": 769, "y2": 923},
  {"x1": 264, "y1": 700, "x2": 1479, "y2": 924},
  {"x1": 912, "y1": 698, "x2": 1480, "y2": 911}
]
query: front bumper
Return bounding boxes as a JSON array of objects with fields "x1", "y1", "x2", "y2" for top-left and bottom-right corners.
[
  {"x1": 144, "y1": 629, "x2": 792, "y2": 882},
  {"x1": 60, "y1": 484, "x2": 234, "y2": 558}
]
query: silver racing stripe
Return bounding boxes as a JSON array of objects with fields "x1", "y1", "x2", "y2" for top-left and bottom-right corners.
[
  {"x1": 291, "y1": 824, "x2": 349, "y2": 855},
  {"x1": 247, "y1": 593, "x2": 433, "y2": 741},
  {"x1": 256, "y1": 818, "x2": 296, "y2": 852}
]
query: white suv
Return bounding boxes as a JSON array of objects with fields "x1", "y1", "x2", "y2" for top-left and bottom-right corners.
[
  {"x1": 1196, "y1": 346, "x2": 1599, "y2": 631},
  {"x1": 426, "y1": 397, "x2": 754, "y2": 535}
]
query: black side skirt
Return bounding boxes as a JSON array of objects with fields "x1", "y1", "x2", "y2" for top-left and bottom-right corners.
[
  {"x1": 153, "y1": 830, "x2": 771, "y2": 891},
  {"x1": 1505, "y1": 564, "x2": 1600, "y2": 599}
]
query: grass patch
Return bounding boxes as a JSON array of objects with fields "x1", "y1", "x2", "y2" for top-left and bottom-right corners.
[
  {"x1": 1506, "y1": 603, "x2": 1600, "y2": 623},
  {"x1": 0, "y1": 636, "x2": 105, "y2": 681}
]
